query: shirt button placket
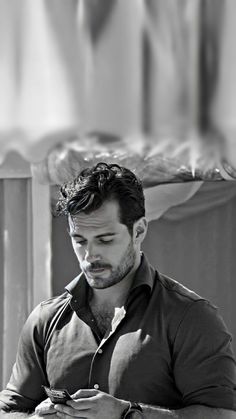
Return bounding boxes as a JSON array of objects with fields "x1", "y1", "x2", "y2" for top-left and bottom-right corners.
[
  {"x1": 92, "y1": 347, "x2": 103, "y2": 389},
  {"x1": 89, "y1": 346, "x2": 105, "y2": 390}
]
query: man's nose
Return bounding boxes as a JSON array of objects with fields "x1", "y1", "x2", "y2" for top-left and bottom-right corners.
[{"x1": 84, "y1": 243, "x2": 100, "y2": 262}]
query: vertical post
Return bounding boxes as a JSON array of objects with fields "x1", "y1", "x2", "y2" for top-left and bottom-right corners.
[
  {"x1": 31, "y1": 178, "x2": 52, "y2": 308},
  {"x1": 1, "y1": 177, "x2": 52, "y2": 387},
  {"x1": 0, "y1": 181, "x2": 4, "y2": 388},
  {"x1": 2, "y1": 179, "x2": 32, "y2": 385}
]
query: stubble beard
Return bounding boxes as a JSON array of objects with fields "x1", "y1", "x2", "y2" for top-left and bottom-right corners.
[{"x1": 83, "y1": 240, "x2": 136, "y2": 289}]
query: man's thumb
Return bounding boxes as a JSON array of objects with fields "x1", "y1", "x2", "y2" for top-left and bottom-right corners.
[{"x1": 71, "y1": 388, "x2": 99, "y2": 399}]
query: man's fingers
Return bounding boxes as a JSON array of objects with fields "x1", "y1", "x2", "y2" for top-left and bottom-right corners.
[
  {"x1": 35, "y1": 397, "x2": 56, "y2": 415},
  {"x1": 71, "y1": 389, "x2": 99, "y2": 399},
  {"x1": 56, "y1": 413, "x2": 86, "y2": 419},
  {"x1": 55, "y1": 402, "x2": 89, "y2": 417},
  {"x1": 66, "y1": 399, "x2": 93, "y2": 410}
]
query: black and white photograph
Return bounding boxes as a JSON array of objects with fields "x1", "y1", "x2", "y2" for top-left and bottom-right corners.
[{"x1": 0, "y1": 1, "x2": 236, "y2": 418}]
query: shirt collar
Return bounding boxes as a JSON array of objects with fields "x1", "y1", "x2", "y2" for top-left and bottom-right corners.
[
  {"x1": 129, "y1": 252, "x2": 155, "y2": 293},
  {"x1": 65, "y1": 272, "x2": 88, "y2": 309},
  {"x1": 65, "y1": 252, "x2": 155, "y2": 307}
]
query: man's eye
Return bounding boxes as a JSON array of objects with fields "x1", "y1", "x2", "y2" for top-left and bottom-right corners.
[
  {"x1": 75, "y1": 240, "x2": 86, "y2": 245},
  {"x1": 99, "y1": 238, "x2": 113, "y2": 244}
]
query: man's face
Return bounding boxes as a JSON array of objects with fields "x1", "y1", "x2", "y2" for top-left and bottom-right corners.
[{"x1": 68, "y1": 200, "x2": 139, "y2": 289}]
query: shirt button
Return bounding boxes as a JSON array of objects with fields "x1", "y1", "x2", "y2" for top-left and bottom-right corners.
[
  {"x1": 98, "y1": 349, "x2": 103, "y2": 354},
  {"x1": 94, "y1": 384, "x2": 99, "y2": 389}
]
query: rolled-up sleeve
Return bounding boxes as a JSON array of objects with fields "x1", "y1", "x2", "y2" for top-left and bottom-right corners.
[
  {"x1": 0, "y1": 304, "x2": 48, "y2": 412},
  {"x1": 173, "y1": 300, "x2": 236, "y2": 410}
]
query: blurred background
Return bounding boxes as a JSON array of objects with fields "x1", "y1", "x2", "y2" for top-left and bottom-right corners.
[{"x1": 1, "y1": 0, "x2": 236, "y2": 388}]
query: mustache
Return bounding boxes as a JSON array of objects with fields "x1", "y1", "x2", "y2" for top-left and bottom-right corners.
[{"x1": 83, "y1": 262, "x2": 111, "y2": 270}]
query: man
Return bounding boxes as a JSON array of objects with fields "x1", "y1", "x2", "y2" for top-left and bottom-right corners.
[{"x1": 0, "y1": 162, "x2": 236, "y2": 418}]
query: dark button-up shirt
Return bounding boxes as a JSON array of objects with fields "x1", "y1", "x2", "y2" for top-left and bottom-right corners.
[{"x1": 0, "y1": 254, "x2": 236, "y2": 412}]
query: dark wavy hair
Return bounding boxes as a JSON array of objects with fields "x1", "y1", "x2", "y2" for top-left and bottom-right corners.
[{"x1": 56, "y1": 162, "x2": 145, "y2": 235}]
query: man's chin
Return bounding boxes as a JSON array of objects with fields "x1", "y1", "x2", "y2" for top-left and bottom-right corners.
[{"x1": 86, "y1": 279, "x2": 112, "y2": 289}]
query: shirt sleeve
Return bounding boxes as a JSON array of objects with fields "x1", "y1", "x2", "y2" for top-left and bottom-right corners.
[
  {"x1": 0, "y1": 304, "x2": 49, "y2": 412},
  {"x1": 173, "y1": 300, "x2": 236, "y2": 410}
]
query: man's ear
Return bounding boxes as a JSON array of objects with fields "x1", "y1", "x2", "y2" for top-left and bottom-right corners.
[{"x1": 133, "y1": 217, "x2": 148, "y2": 244}]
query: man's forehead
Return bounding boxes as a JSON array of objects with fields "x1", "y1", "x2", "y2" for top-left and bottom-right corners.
[
  {"x1": 69, "y1": 214, "x2": 118, "y2": 230},
  {"x1": 68, "y1": 200, "x2": 122, "y2": 231}
]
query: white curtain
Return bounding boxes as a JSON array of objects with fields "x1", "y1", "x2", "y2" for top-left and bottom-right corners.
[{"x1": 0, "y1": 0, "x2": 236, "y2": 170}]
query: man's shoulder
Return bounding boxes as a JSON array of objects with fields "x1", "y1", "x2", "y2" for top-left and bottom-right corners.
[
  {"x1": 17, "y1": 290, "x2": 73, "y2": 346},
  {"x1": 152, "y1": 271, "x2": 217, "y2": 340},
  {"x1": 156, "y1": 272, "x2": 206, "y2": 303},
  {"x1": 153, "y1": 271, "x2": 212, "y2": 323},
  {"x1": 28, "y1": 291, "x2": 72, "y2": 328},
  {"x1": 40, "y1": 290, "x2": 71, "y2": 308}
]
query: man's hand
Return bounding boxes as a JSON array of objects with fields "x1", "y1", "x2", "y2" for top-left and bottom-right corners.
[
  {"x1": 34, "y1": 397, "x2": 57, "y2": 417},
  {"x1": 54, "y1": 389, "x2": 130, "y2": 419}
]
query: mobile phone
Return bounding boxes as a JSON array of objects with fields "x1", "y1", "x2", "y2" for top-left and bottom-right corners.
[{"x1": 42, "y1": 385, "x2": 72, "y2": 404}]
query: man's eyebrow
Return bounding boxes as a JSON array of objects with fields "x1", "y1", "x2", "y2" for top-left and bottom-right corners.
[
  {"x1": 95, "y1": 233, "x2": 116, "y2": 238},
  {"x1": 67, "y1": 231, "x2": 116, "y2": 239},
  {"x1": 67, "y1": 230, "x2": 84, "y2": 239}
]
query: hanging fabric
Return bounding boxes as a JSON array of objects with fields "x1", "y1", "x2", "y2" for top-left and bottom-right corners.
[{"x1": 0, "y1": 0, "x2": 235, "y2": 178}]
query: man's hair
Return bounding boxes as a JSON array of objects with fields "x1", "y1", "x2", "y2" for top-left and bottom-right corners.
[{"x1": 56, "y1": 162, "x2": 145, "y2": 235}]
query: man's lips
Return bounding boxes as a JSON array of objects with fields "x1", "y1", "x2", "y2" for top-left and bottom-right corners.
[{"x1": 85, "y1": 265, "x2": 111, "y2": 274}]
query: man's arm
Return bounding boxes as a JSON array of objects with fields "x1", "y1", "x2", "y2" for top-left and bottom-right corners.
[
  {"x1": 1, "y1": 414, "x2": 56, "y2": 418},
  {"x1": 0, "y1": 303, "x2": 50, "y2": 413},
  {"x1": 140, "y1": 404, "x2": 236, "y2": 418},
  {"x1": 49, "y1": 389, "x2": 236, "y2": 419},
  {"x1": 3, "y1": 406, "x2": 235, "y2": 419},
  {"x1": 7, "y1": 390, "x2": 236, "y2": 418},
  {"x1": 1, "y1": 405, "x2": 235, "y2": 419},
  {"x1": 1, "y1": 414, "x2": 36, "y2": 418}
]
